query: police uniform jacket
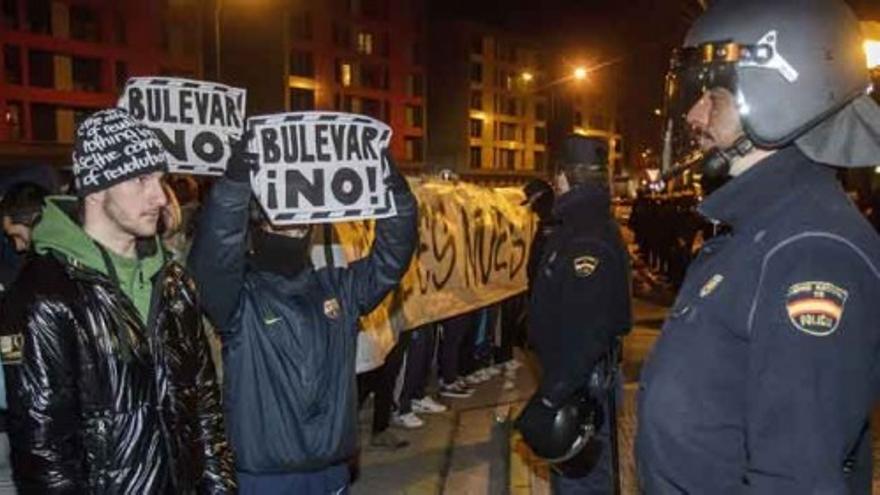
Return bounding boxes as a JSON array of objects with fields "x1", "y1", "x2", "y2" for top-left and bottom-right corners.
[
  {"x1": 637, "y1": 147, "x2": 880, "y2": 494},
  {"x1": 529, "y1": 184, "x2": 631, "y2": 404}
]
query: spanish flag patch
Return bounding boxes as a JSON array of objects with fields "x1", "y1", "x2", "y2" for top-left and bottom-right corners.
[{"x1": 785, "y1": 281, "x2": 848, "y2": 336}]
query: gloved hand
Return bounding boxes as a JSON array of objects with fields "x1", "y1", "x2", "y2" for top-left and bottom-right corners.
[
  {"x1": 225, "y1": 130, "x2": 258, "y2": 183},
  {"x1": 383, "y1": 149, "x2": 408, "y2": 193}
]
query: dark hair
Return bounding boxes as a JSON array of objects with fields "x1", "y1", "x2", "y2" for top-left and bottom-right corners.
[{"x1": 0, "y1": 182, "x2": 49, "y2": 226}]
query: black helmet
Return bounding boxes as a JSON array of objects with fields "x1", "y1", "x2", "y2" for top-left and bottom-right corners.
[
  {"x1": 557, "y1": 135, "x2": 609, "y2": 187},
  {"x1": 514, "y1": 390, "x2": 601, "y2": 465},
  {"x1": 664, "y1": 0, "x2": 880, "y2": 176}
]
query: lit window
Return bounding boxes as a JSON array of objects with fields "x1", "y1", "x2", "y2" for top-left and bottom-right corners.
[
  {"x1": 357, "y1": 32, "x2": 374, "y2": 55},
  {"x1": 866, "y1": 40, "x2": 880, "y2": 69},
  {"x1": 341, "y1": 63, "x2": 352, "y2": 87}
]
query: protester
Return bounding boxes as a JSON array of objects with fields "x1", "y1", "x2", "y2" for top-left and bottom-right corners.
[
  {"x1": 188, "y1": 136, "x2": 417, "y2": 494},
  {"x1": 394, "y1": 323, "x2": 448, "y2": 429},
  {"x1": 637, "y1": 1, "x2": 880, "y2": 491},
  {"x1": 1, "y1": 109, "x2": 236, "y2": 493},
  {"x1": 437, "y1": 312, "x2": 477, "y2": 398},
  {"x1": 0, "y1": 182, "x2": 47, "y2": 290},
  {"x1": 357, "y1": 330, "x2": 412, "y2": 450},
  {"x1": 516, "y1": 135, "x2": 632, "y2": 493}
]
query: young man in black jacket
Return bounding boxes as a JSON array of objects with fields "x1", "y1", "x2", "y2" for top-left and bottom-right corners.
[
  {"x1": 189, "y1": 140, "x2": 417, "y2": 494},
  {"x1": 2, "y1": 109, "x2": 236, "y2": 493}
]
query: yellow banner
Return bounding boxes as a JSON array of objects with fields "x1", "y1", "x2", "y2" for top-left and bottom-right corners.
[{"x1": 335, "y1": 178, "x2": 535, "y2": 344}]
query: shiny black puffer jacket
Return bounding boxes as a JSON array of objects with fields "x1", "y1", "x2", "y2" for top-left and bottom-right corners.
[{"x1": 1, "y1": 254, "x2": 236, "y2": 494}]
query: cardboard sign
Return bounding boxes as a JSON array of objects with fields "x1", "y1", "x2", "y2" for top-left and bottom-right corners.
[
  {"x1": 117, "y1": 77, "x2": 247, "y2": 176},
  {"x1": 247, "y1": 112, "x2": 397, "y2": 225}
]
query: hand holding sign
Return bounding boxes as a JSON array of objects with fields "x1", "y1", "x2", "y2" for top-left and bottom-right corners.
[
  {"x1": 117, "y1": 77, "x2": 247, "y2": 176},
  {"x1": 247, "y1": 112, "x2": 397, "y2": 225}
]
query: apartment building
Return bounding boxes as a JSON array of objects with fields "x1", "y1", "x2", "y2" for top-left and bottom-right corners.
[{"x1": 0, "y1": 0, "x2": 202, "y2": 166}]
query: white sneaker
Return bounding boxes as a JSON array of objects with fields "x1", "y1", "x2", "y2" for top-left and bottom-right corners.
[
  {"x1": 503, "y1": 379, "x2": 516, "y2": 391},
  {"x1": 391, "y1": 412, "x2": 425, "y2": 429},
  {"x1": 485, "y1": 366, "x2": 502, "y2": 377},
  {"x1": 412, "y1": 396, "x2": 448, "y2": 414},
  {"x1": 439, "y1": 380, "x2": 474, "y2": 398},
  {"x1": 465, "y1": 370, "x2": 491, "y2": 385},
  {"x1": 504, "y1": 360, "x2": 523, "y2": 371}
]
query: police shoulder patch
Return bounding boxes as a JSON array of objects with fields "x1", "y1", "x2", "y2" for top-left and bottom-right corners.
[
  {"x1": 785, "y1": 281, "x2": 848, "y2": 336},
  {"x1": 573, "y1": 255, "x2": 599, "y2": 278}
]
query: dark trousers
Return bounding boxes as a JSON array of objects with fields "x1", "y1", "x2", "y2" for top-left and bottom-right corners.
[
  {"x1": 357, "y1": 333, "x2": 410, "y2": 434},
  {"x1": 238, "y1": 464, "x2": 349, "y2": 495},
  {"x1": 398, "y1": 324, "x2": 437, "y2": 414},
  {"x1": 439, "y1": 312, "x2": 474, "y2": 384},
  {"x1": 458, "y1": 311, "x2": 481, "y2": 377},
  {"x1": 496, "y1": 298, "x2": 521, "y2": 364}
]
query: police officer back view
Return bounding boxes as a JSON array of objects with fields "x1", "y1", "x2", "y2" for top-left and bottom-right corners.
[
  {"x1": 516, "y1": 135, "x2": 632, "y2": 494},
  {"x1": 637, "y1": 1, "x2": 880, "y2": 493}
]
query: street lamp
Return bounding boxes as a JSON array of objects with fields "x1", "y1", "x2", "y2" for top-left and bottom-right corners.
[
  {"x1": 865, "y1": 40, "x2": 880, "y2": 70},
  {"x1": 521, "y1": 71, "x2": 534, "y2": 83},
  {"x1": 573, "y1": 67, "x2": 587, "y2": 80}
]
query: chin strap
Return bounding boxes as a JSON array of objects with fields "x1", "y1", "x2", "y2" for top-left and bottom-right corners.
[{"x1": 702, "y1": 135, "x2": 756, "y2": 179}]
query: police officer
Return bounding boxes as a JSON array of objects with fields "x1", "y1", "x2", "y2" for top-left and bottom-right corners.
[
  {"x1": 521, "y1": 178, "x2": 555, "y2": 292},
  {"x1": 517, "y1": 135, "x2": 632, "y2": 493},
  {"x1": 637, "y1": 1, "x2": 880, "y2": 493}
]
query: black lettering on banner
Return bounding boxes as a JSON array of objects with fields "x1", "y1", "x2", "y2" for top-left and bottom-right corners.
[
  {"x1": 162, "y1": 89, "x2": 177, "y2": 123},
  {"x1": 261, "y1": 128, "x2": 281, "y2": 163},
  {"x1": 195, "y1": 92, "x2": 210, "y2": 124},
  {"x1": 493, "y1": 209, "x2": 509, "y2": 274},
  {"x1": 331, "y1": 167, "x2": 363, "y2": 206},
  {"x1": 280, "y1": 125, "x2": 299, "y2": 162},
  {"x1": 298, "y1": 125, "x2": 316, "y2": 162},
  {"x1": 360, "y1": 126, "x2": 379, "y2": 160},
  {"x1": 286, "y1": 169, "x2": 325, "y2": 208},
  {"x1": 179, "y1": 90, "x2": 194, "y2": 124},
  {"x1": 154, "y1": 128, "x2": 188, "y2": 161},
  {"x1": 330, "y1": 125, "x2": 346, "y2": 159},
  {"x1": 128, "y1": 87, "x2": 145, "y2": 119},
  {"x1": 346, "y1": 127, "x2": 363, "y2": 160},
  {"x1": 147, "y1": 89, "x2": 162, "y2": 121},
  {"x1": 192, "y1": 131, "x2": 224, "y2": 163},
  {"x1": 315, "y1": 124, "x2": 332, "y2": 161},
  {"x1": 225, "y1": 95, "x2": 241, "y2": 128},
  {"x1": 210, "y1": 95, "x2": 225, "y2": 126}
]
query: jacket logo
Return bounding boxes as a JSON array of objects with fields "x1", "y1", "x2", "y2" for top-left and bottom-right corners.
[
  {"x1": 264, "y1": 316, "x2": 283, "y2": 326},
  {"x1": 0, "y1": 333, "x2": 23, "y2": 365},
  {"x1": 699, "y1": 274, "x2": 724, "y2": 298},
  {"x1": 785, "y1": 281, "x2": 848, "y2": 337},
  {"x1": 573, "y1": 255, "x2": 599, "y2": 278},
  {"x1": 324, "y1": 298, "x2": 341, "y2": 320}
]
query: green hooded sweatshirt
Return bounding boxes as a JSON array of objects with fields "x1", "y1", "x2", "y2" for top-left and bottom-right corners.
[{"x1": 31, "y1": 197, "x2": 166, "y2": 324}]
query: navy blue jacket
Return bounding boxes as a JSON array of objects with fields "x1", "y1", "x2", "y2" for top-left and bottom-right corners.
[
  {"x1": 637, "y1": 147, "x2": 880, "y2": 494},
  {"x1": 529, "y1": 184, "x2": 632, "y2": 404},
  {"x1": 189, "y1": 177, "x2": 417, "y2": 474}
]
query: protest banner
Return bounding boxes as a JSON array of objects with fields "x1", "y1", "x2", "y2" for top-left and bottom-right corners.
[
  {"x1": 328, "y1": 178, "x2": 535, "y2": 362},
  {"x1": 117, "y1": 77, "x2": 246, "y2": 175},
  {"x1": 247, "y1": 111, "x2": 397, "y2": 225}
]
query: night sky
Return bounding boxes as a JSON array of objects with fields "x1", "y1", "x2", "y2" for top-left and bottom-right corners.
[{"x1": 430, "y1": 0, "x2": 880, "y2": 172}]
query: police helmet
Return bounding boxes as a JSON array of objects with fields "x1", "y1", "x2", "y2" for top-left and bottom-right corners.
[
  {"x1": 664, "y1": 0, "x2": 880, "y2": 176},
  {"x1": 556, "y1": 135, "x2": 610, "y2": 188},
  {"x1": 514, "y1": 390, "x2": 601, "y2": 465}
]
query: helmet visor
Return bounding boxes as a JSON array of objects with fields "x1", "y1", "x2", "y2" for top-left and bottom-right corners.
[{"x1": 662, "y1": 43, "x2": 742, "y2": 175}]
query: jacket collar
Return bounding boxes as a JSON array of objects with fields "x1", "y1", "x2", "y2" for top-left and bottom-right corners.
[
  {"x1": 698, "y1": 146, "x2": 836, "y2": 232},
  {"x1": 553, "y1": 183, "x2": 610, "y2": 223}
]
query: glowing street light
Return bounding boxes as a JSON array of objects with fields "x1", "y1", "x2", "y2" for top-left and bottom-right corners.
[
  {"x1": 573, "y1": 67, "x2": 588, "y2": 80},
  {"x1": 866, "y1": 40, "x2": 880, "y2": 69},
  {"x1": 521, "y1": 72, "x2": 534, "y2": 83}
]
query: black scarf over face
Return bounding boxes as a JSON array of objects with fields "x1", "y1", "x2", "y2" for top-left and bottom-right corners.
[{"x1": 250, "y1": 228, "x2": 311, "y2": 278}]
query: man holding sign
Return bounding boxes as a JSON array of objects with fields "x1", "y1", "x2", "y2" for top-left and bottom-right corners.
[{"x1": 189, "y1": 115, "x2": 417, "y2": 494}]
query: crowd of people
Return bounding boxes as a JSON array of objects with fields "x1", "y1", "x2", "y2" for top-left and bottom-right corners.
[{"x1": 0, "y1": 108, "x2": 537, "y2": 494}]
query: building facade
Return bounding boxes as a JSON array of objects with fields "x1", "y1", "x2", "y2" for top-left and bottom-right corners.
[
  {"x1": 427, "y1": 20, "x2": 622, "y2": 182},
  {"x1": 0, "y1": 0, "x2": 203, "y2": 166},
  {"x1": 289, "y1": 0, "x2": 427, "y2": 170}
]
